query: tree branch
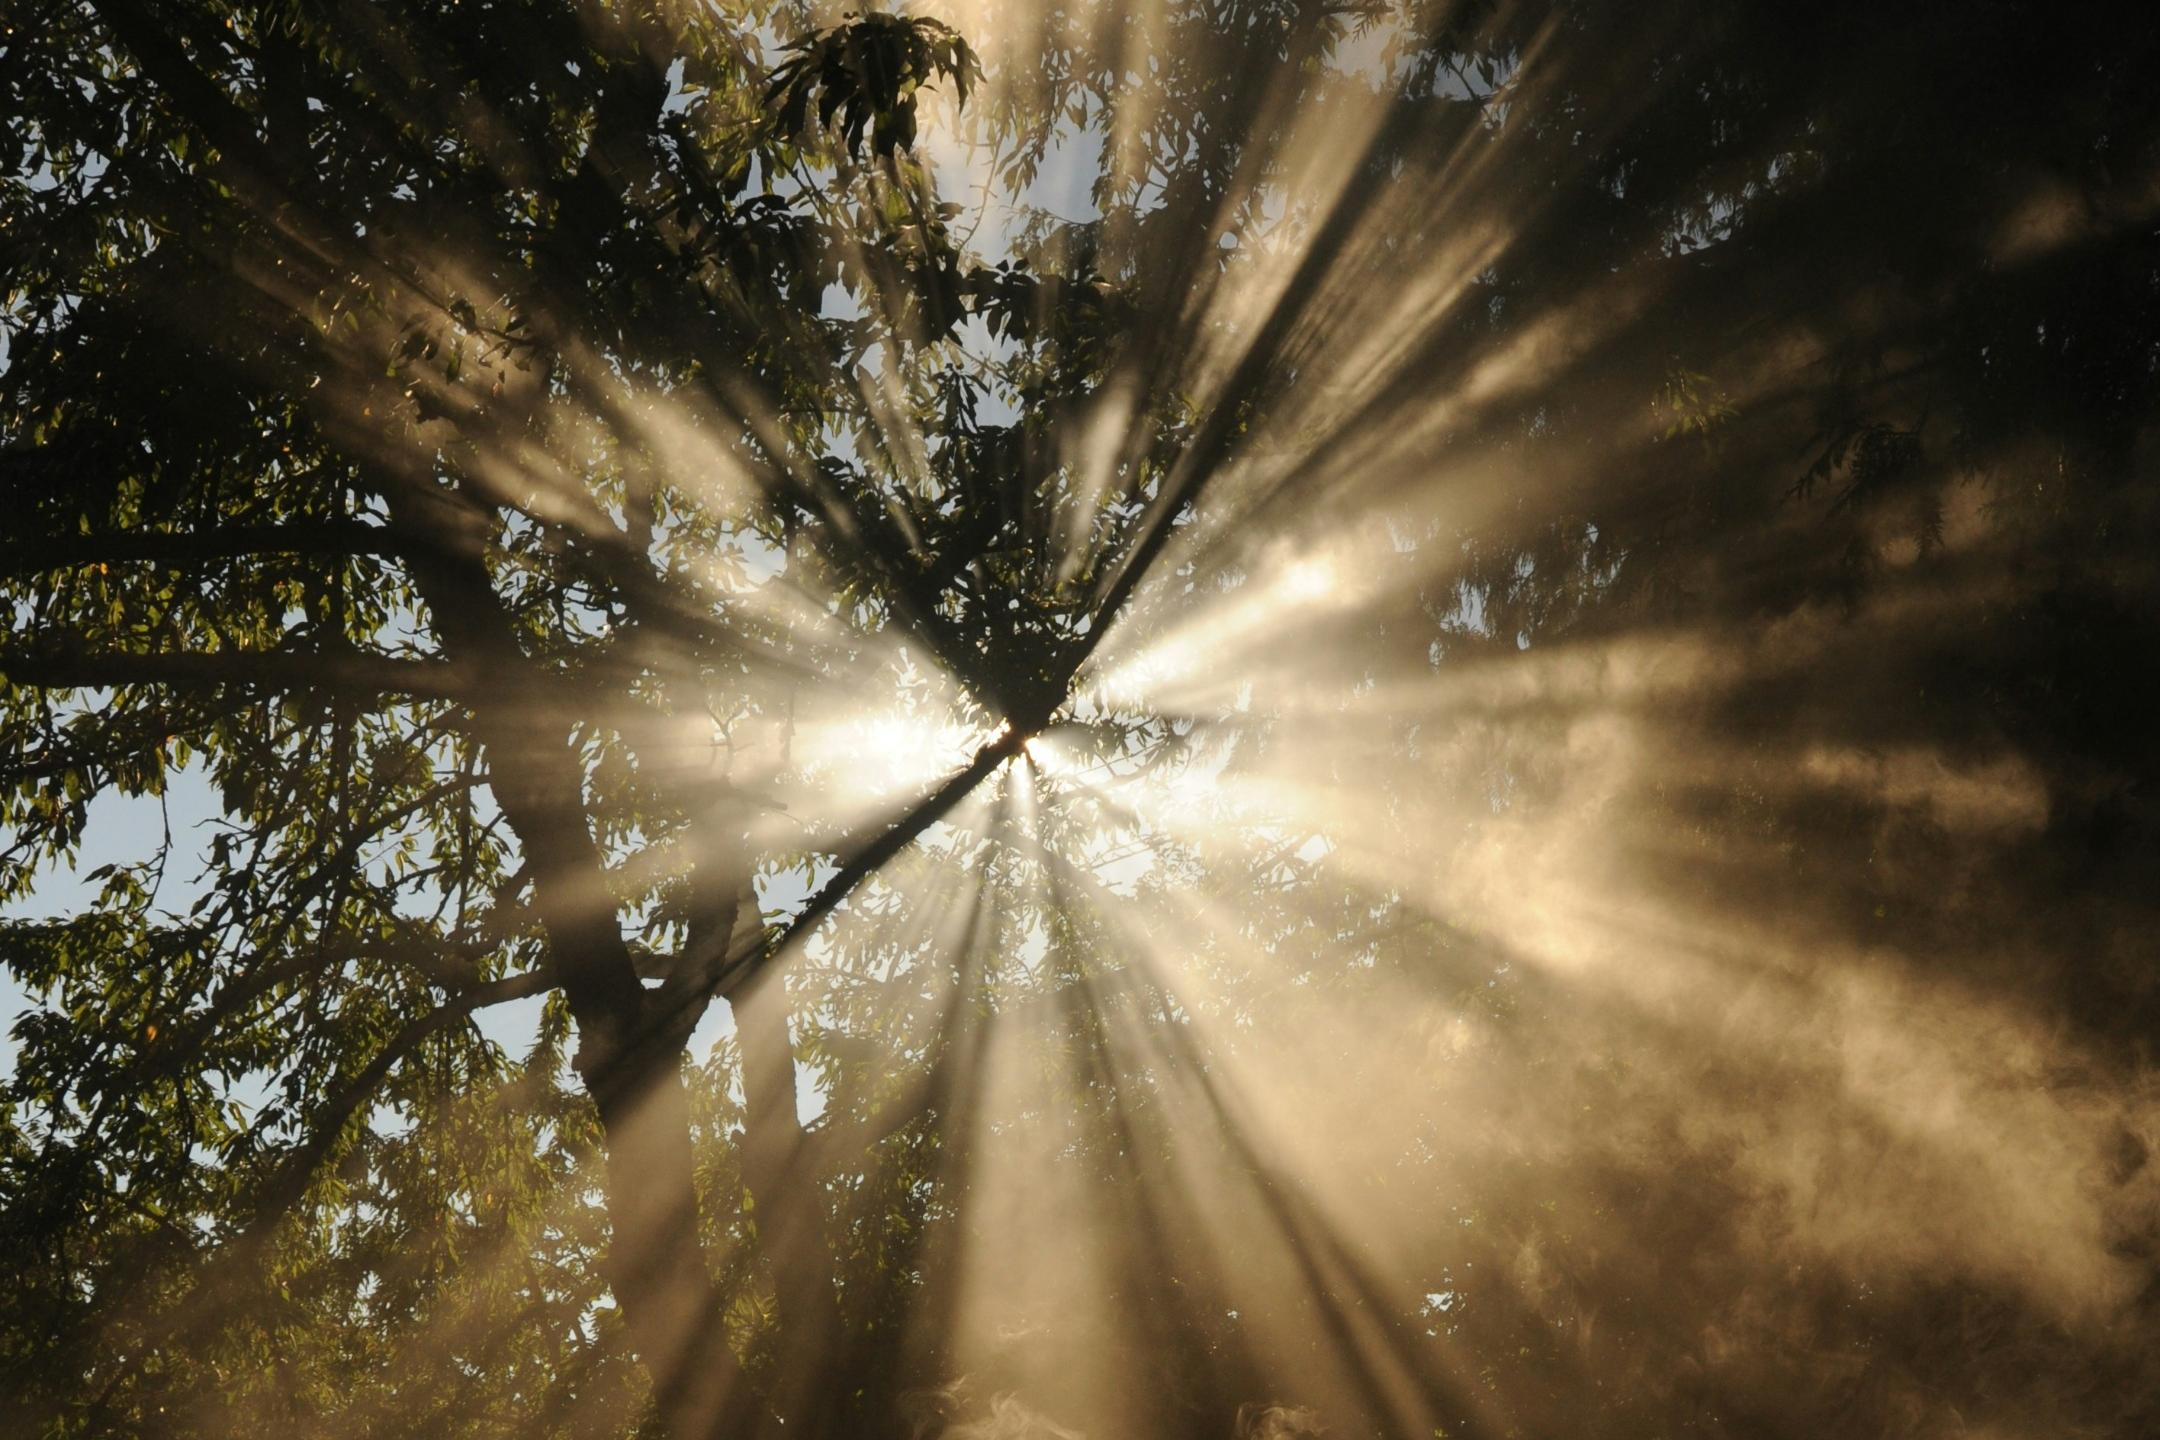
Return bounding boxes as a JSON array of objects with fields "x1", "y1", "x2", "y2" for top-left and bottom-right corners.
[
  {"x1": 0, "y1": 643, "x2": 471, "y2": 700},
  {"x1": 0, "y1": 521, "x2": 412, "y2": 579},
  {"x1": 243, "y1": 968, "x2": 547, "y2": 1231},
  {"x1": 711, "y1": 724, "x2": 1026, "y2": 998}
]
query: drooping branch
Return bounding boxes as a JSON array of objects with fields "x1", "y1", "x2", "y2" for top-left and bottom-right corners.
[
  {"x1": 241, "y1": 967, "x2": 553, "y2": 1234},
  {"x1": 72, "y1": 965, "x2": 560, "y2": 1426}
]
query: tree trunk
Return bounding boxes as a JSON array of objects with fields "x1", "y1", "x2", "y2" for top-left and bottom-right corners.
[
  {"x1": 387, "y1": 481, "x2": 776, "y2": 1438},
  {"x1": 731, "y1": 950, "x2": 847, "y2": 1429}
]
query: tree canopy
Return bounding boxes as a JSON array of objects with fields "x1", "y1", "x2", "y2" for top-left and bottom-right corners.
[{"x1": 5, "y1": 2, "x2": 2159, "y2": 1438}]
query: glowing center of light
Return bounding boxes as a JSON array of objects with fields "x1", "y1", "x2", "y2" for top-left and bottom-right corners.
[{"x1": 1279, "y1": 556, "x2": 1335, "y2": 602}]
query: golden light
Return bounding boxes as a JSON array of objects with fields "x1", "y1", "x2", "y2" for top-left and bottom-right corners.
[
  {"x1": 20, "y1": 2, "x2": 2151, "y2": 1436},
  {"x1": 1277, "y1": 556, "x2": 1335, "y2": 604}
]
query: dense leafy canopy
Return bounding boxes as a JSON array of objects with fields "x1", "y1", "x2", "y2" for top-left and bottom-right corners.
[{"x1": 5, "y1": 2, "x2": 2159, "y2": 1438}]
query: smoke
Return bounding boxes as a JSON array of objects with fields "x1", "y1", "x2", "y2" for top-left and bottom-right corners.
[
  {"x1": 904, "y1": 1385, "x2": 1332, "y2": 1440},
  {"x1": 905, "y1": 1384, "x2": 1088, "y2": 1440}
]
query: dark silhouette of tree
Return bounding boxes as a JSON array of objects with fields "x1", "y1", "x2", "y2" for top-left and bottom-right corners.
[{"x1": 5, "y1": 2, "x2": 2159, "y2": 1438}]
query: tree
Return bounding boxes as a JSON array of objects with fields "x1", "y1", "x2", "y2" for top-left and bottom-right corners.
[
  {"x1": 7, "y1": 2, "x2": 2160, "y2": 1438},
  {"x1": 0, "y1": 3, "x2": 1005, "y2": 1431}
]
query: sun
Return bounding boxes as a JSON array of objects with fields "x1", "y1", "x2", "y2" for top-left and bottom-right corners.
[
  {"x1": 851, "y1": 711, "x2": 989, "y2": 794},
  {"x1": 1280, "y1": 556, "x2": 1335, "y2": 602}
]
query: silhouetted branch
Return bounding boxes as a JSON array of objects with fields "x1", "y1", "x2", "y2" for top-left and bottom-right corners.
[
  {"x1": 0, "y1": 643, "x2": 472, "y2": 700},
  {"x1": 0, "y1": 521, "x2": 411, "y2": 579}
]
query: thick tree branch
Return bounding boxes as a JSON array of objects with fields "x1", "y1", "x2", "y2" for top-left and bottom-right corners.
[
  {"x1": 0, "y1": 521, "x2": 411, "y2": 579},
  {"x1": 711, "y1": 724, "x2": 1026, "y2": 999},
  {"x1": 0, "y1": 643, "x2": 471, "y2": 700}
]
